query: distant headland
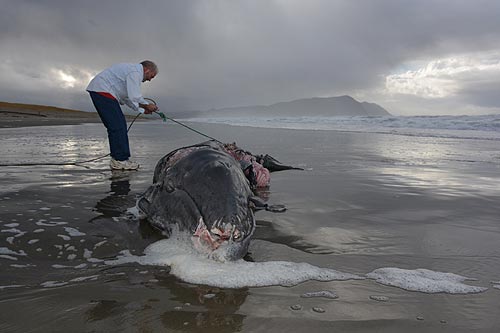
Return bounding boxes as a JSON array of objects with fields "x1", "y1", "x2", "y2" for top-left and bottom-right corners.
[{"x1": 172, "y1": 95, "x2": 391, "y2": 118}]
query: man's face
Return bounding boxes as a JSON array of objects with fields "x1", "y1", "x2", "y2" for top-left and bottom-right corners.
[{"x1": 143, "y1": 68, "x2": 157, "y2": 82}]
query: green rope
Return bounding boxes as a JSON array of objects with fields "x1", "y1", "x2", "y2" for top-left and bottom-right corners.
[
  {"x1": 154, "y1": 111, "x2": 222, "y2": 144},
  {"x1": 144, "y1": 98, "x2": 222, "y2": 144}
]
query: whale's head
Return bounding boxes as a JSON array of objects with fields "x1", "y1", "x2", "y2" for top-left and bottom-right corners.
[
  {"x1": 140, "y1": 145, "x2": 257, "y2": 261},
  {"x1": 185, "y1": 149, "x2": 256, "y2": 261}
]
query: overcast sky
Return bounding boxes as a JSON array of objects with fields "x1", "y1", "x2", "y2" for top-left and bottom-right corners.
[{"x1": 1, "y1": 0, "x2": 500, "y2": 115}]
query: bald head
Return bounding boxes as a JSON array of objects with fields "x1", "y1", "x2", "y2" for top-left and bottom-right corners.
[
  {"x1": 141, "y1": 60, "x2": 158, "y2": 82},
  {"x1": 141, "y1": 60, "x2": 158, "y2": 72}
]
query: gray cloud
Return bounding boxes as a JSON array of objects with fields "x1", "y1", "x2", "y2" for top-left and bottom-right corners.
[
  {"x1": 458, "y1": 82, "x2": 500, "y2": 109},
  {"x1": 1, "y1": 0, "x2": 500, "y2": 114}
]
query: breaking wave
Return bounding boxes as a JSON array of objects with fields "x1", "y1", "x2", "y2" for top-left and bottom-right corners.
[{"x1": 182, "y1": 114, "x2": 500, "y2": 140}]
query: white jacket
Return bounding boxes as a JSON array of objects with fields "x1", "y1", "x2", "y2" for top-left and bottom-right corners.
[{"x1": 87, "y1": 63, "x2": 148, "y2": 113}]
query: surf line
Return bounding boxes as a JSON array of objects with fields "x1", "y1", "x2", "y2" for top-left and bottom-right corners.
[{"x1": 0, "y1": 98, "x2": 223, "y2": 167}]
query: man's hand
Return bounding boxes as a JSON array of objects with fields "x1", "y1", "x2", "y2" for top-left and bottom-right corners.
[{"x1": 141, "y1": 103, "x2": 159, "y2": 115}]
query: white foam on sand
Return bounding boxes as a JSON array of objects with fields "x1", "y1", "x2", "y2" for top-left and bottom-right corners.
[
  {"x1": 57, "y1": 234, "x2": 71, "y2": 241},
  {"x1": 94, "y1": 240, "x2": 107, "y2": 249},
  {"x1": 105, "y1": 235, "x2": 363, "y2": 288},
  {"x1": 52, "y1": 263, "x2": 88, "y2": 269},
  {"x1": 0, "y1": 255, "x2": 18, "y2": 261},
  {"x1": 0, "y1": 285, "x2": 25, "y2": 290},
  {"x1": 127, "y1": 206, "x2": 144, "y2": 219},
  {"x1": 301, "y1": 290, "x2": 338, "y2": 299},
  {"x1": 10, "y1": 264, "x2": 36, "y2": 268},
  {"x1": 70, "y1": 275, "x2": 99, "y2": 282},
  {"x1": 63, "y1": 227, "x2": 86, "y2": 237},
  {"x1": 40, "y1": 281, "x2": 68, "y2": 288},
  {"x1": 1, "y1": 228, "x2": 22, "y2": 234},
  {"x1": 36, "y1": 220, "x2": 67, "y2": 227},
  {"x1": 0, "y1": 247, "x2": 27, "y2": 257},
  {"x1": 366, "y1": 267, "x2": 487, "y2": 294}
]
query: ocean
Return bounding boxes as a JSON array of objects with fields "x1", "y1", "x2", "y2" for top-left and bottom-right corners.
[{"x1": 183, "y1": 114, "x2": 500, "y2": 141}]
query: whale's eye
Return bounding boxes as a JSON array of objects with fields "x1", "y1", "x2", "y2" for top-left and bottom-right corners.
[{"x1": 163, "y1": 179, "x2": 175, "y2": 193}]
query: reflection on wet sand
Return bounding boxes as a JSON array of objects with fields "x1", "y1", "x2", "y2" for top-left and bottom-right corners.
[
  {"x1": 90, "y1": 170, "x2": 162, "y2": 256},
  {"x1": 254, "y1": 219, "x2": 328, "y2": 254},
  {"x1": 94, "y1": 171, "x2": 134, "y2": 218},
  {"x1": 82, "y1": 271, "x2": 249, "y2": 332},
  {"x1": 160, "y1": 284, "x2": 248, "y2": 332}
]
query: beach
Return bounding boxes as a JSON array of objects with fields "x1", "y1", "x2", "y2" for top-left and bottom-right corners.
[{"x1": 1, "y1": 119, "x2": 500, "y2": 332}]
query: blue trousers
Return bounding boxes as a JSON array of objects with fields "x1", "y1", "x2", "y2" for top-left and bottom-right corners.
[{"x1": 88, "y1": 91, "x2": 130, "y2": 161}]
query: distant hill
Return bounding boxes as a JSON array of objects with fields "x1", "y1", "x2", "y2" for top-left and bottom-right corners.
[
  {"x1": 172, "y1": 95, "x2": 391, "y2": 118},
  {"x1": 0, "y1": 101, "x2": 140, "y2": 128},
  {"x1": 0, "y1": 101, "x2": 90, "y2": 115}
]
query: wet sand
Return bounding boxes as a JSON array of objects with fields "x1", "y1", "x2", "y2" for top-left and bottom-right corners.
[{"x1": 1, "y1": 120, "x2": 500, "y2": 332}]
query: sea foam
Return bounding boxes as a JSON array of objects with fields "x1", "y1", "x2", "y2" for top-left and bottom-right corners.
[
  {"x1": 367, "y1": 267, "x2": 487, "y2": 294},
  {"x1": 104, "y1": 235, "x2": 488, "y2": 293},
  {"x1": 105, "y1": 235, "x2": 363, "y2": 288}
]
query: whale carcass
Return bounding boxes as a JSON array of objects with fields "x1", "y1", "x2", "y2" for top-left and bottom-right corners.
[{"x1": 137, "y1": 140, "x2": 299, "y2": 261}]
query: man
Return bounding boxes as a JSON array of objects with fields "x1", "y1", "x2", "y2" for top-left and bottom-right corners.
[{"x1": 87, "y1": 60, "x2": 159, "y2": 170}]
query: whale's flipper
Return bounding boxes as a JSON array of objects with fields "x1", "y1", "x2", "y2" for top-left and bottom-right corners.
[
  {"x1": 257, "y1": 154, "x2": 303, "y2": 172},
  {"x1": 249, "y1": 196, "x2": 286, "y2": 213}
]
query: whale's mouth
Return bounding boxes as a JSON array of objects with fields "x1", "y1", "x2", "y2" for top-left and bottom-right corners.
[
  {"x1": 192, "y1": 218, "x2": 243, "y2": 249},
  {"x1": 190, "y1": 217, "x2": 249, "y2": 260}
]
